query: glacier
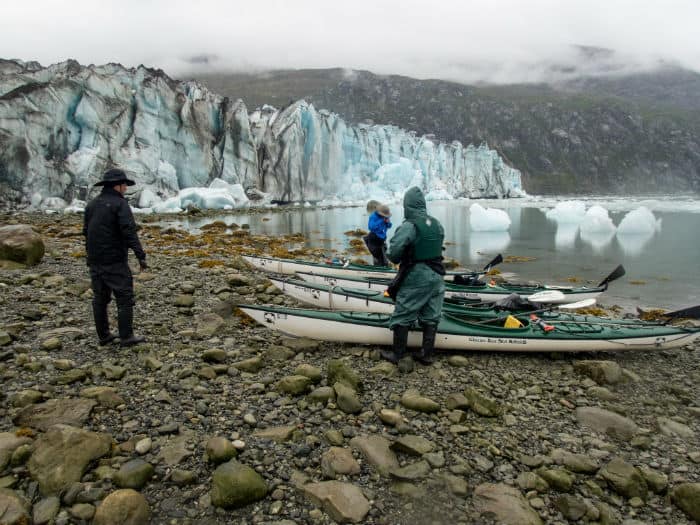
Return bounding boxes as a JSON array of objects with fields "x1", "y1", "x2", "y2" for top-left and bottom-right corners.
[{"x1": 0, "y1": 59, "x2": 523, "y2": 211}]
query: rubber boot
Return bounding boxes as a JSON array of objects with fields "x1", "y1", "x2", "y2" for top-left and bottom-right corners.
[
  {"x1": 415, "y1": 324, "x2": 438, "y2": 365},
  {"x1": 381, "y1": 325, "x2": 409, "y2": 364},
  {"x1": 117, "y1": 305, "x2": 146, "y2": 347},
  {"x1": 93, "y1": 301, "x2": 117, "y2": 346}
]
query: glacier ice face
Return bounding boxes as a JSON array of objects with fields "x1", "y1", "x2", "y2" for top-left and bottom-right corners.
[{"x1": 0, "y1": 59, "x2": 522, "y2": 210}]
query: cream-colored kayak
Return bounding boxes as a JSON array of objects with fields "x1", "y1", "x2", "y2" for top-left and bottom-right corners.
[{"x1": 239, "y1": 304, "x2": 700, "y2": 353}]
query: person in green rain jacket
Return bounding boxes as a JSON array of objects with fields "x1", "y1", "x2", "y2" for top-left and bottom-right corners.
[{"x1": 381, "y1": 186, "x2": 446, "y2": 365}]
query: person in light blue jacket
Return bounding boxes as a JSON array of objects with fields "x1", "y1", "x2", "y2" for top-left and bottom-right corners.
[{"x1": 363, "y1": 203, "x2": 392, "y2": 266}]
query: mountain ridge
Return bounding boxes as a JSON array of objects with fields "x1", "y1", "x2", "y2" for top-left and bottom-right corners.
[{"x1": 188, "y1": 66, "x2": 700, "y2": 194}]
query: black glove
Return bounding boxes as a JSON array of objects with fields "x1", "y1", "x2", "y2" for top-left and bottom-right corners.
[{"x1": 138, "y1": 259, "x2": 148, "y2": 271}]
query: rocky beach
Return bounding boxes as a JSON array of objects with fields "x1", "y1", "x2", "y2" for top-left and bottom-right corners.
[{"x1": 0, "y1": 211, "x2": 699, "y2": 525}]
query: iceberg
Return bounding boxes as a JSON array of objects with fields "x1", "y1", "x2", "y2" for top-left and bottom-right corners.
[
  {"x1": 0, "y1": 59, "x2": 522, "y2": 211},
  {"x1": 469, "y1": 203, "x2": 511, "y2": 232}
]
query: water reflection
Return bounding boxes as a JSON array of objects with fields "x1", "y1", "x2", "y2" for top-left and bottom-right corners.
[
  {"x1": 469, "y1": 232, "x2": 511, "y2": 259},
  {"x1": 554, "y1": 224, "x2": 579, "y2": 250},
  {"x1": 580, "y1": 230, "x2": 615, "y2": 253},
  {"x1": 616, "y1": 231, "x2": 655, "y2": 257}
]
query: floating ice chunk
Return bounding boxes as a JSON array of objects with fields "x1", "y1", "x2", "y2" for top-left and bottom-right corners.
[
  {"x1": 152, "y1": 196, "x2": 183, "y2": 214},
  {"x1": 469, "y1": 203, "x2": 511, "y2": 232},
  {"x1": 41, "y1": 197, "x2": 68, "y2": 210},
  {"x1": 63, "y1": 199, "x2": 86, "y2": 214},
  {"x1": 545, "y1": 201, "x2": 586, "y2": 224},
  {"x1": 617, "y1": 206, "x2": 661, "y2": 234},
  {"x1": 208, "y1": 178, "x2": 249, "y2": 207},
  {"x1": 139, "y1": 188, "x2": 162, "y2": 209},
  {"x1": 179, "y1": 187, "x2": 238, "y2": 210},
  {"x1": 580, "y1": 205, "x2": 616, "y2": 234}
]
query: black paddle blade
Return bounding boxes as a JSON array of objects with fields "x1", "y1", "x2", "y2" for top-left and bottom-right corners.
[
  {"x1": 597, "y1": 264, "x2": 626, "y2": 289},
  {"x1": 483, "y1": 253, "x2": 504, "y2": 272},
  {"x1": 662, "y1": 304, "x2": 700, "y2": 320}
]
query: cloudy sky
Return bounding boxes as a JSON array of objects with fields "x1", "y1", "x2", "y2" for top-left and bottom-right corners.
[{"x1": 4, "y1": 0, "x2": 700, "y2": 83}]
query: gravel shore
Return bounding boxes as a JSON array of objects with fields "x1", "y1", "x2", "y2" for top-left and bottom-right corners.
[{"x1": 1, "y1": 212, "x2": 698, "y2": 525}]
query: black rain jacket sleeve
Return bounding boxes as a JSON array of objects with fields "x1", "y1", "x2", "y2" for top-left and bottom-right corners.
[{"x1": 84, "y1": 187, "x2": 146, "y2": 265}]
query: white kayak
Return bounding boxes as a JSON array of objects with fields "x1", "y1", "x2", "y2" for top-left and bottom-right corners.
[
  {"x1": 268, "y1": 277, "x2": 588, "y2": 312},
  {"x1": 243, "y1": 254, "x2": 396, "y2": 278},
  {"x1": 295, "y1": 271, "x2": 607, "y2": 304},
  {"x1": 242, "y1": 253, "x2": 503, "y2": 282},
  {"x1": 239, "y1": 304, "x2": 700, "y2": 353}
]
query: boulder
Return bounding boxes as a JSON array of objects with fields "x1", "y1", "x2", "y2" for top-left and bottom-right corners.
[
  {"x1": 304, "y1": 481, "x2": 370, "y2": 523},
  {"x1": 670, "y1": 483, "x2": 700, "y2": 522},
  {"x1": 210, "y1": 461, "x2": 268, "y2": 509},
  {"x1": 28, "y1": 424, "x2": 112, "y2": 495},
  {"x1": 472, "y1": 483, "x2": 543, "y2": 525},
  {"x1": 93, "y1": 489, "x2": 150, "y2": 525},
  {"x1": 0, "y1": 488, "x2": 31, "y2": 525},
  {"x1": 0, "y1": 224, "x2": 45, "y2": 266},
  {"x1": 575, "y1": 406, "x2": 638, "y2": 440}
]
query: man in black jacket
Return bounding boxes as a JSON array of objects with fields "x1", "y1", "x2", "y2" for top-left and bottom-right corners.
[{"x1": 83, "y1": 168, "x2": 148, "y2": 347}]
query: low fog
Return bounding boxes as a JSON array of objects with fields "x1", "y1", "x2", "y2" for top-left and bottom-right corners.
[{"x1": 3, "y1": 0, "x2": 700, "y2": 83}]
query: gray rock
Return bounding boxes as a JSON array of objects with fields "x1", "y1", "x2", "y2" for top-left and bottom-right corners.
[
  {"x1": 32, "y1": 496, "x2": 60, "y2": 525},
  {"x1": 196, "y1": 312, "x2": 225, "y2": 337},
  {"x1": 113, "y1": 459, "x2": 154, "y2": 490},
  {"x1": 93, "y1": 489, "x2": 150, "y2": 525},
  {"x1": 308, "y1": 386, "x2": 335, "y2": 404},
  {"x1": 400, "y1": 389, "x2": 440, "y2": 413},
  {"x1": 205, "y1": 436, "x2": 237, "y2": 464},
  {"x1": 657, "y1": 417, "x2": 694, "y2": 439},
  {"x1": 574, "y1": 360, "x2": 623, "y2": 384},
  {"x1": 350, "y1": 435, "x2": 399, "y2": 476},
  {"x1": 0, "y1": 224, "x2": 45, "y2": 266},
  {"x1": 600, "y1": 457, "x2": 648, "y2": 500},
  {"x1": 464, "y1": 387, "x2": 503, "y2": 417},
  {"x1": 537, "y1": 468, "x2": 575, "y2": 492},
  {"x1": 276, "y1": 375, "x2": 312, "y2": 395},
  {"x1": 13, "y1": 398, "x2": 97, "y2": 431},
  {"x1": 254, "y1": 425, "x2": 297, "y2": 443},
  {"x1": 472, "y1": 483, "x2": 543, "y2": 525},
  {"x1": 327, "y1": 359, "x2": 362, "y2": 391},
  {"x1": 294, "y1": 363, "x2": 322, "y2": 383},
  {"x1": 202, "y1": 348, "x2": 227, "y2": 363},
  {"x1": 391, "y1": 435, "x2": 434, "y2": 456},
  {"x1": 390, "y1": 460, "x2": 431, "y2": 480},
  {"x1": 0, "y1": 488, "x2": 30, "y2": 525},
  {"x1": 28, "y1": 424, "x2": 111, "y2": 496},
  {"x1": 333, "y1": 382, "x2": 362, "y2": 414},
  {"x1": 550, "y1": 448, "x2": 600, "y2": 473},
  {"x1": 321, "y1": 447, "x2": 361, "y2": 478},
  {"x1": 304, "y1": 481, "x2": 370, "y2": 523},
  {"x1": 638, "y1": 465, "x2": 668, "y2": 494},
  {"x1": 232, "y1": 356, "x2": 264, "y2": 373},
  {"x1": 210, "y1": 460, "x2": 268, "y2": 509},
  {"x1": 670, "y1": 483, "x2": 700, "y2": 522},
  {"x1": 555, "y1": 494, "x2": 588, "y2": 521},
  {"x1": 575, "y1": 406, "x2": 639, "y2": 440}
]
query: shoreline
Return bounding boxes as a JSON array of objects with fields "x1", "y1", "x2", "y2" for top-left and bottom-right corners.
[{"x1": 0, "y1": 212, "x2": 699, "y2": 524}]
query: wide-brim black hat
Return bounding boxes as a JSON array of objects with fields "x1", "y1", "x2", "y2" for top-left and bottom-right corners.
[{"x1": 94, "y1": 168, "x2": 135, "y2": 187}]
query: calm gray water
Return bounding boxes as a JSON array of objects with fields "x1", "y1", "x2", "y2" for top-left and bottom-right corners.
[{"x1": 163, "y1": 198, "x2": 700, "y2": 311}]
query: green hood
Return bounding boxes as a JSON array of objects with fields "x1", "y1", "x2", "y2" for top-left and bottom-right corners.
[{"x1": 403, "y1": 186, "x2": 427, "y2": 221}]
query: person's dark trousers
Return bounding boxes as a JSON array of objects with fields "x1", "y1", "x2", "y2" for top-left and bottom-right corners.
[
  {"x1": 363, "y1": 234, "x2": 389, "y2": 266},
  {"x1": 89, "y1": 262, "x2": 136, "y2": 344},
  {"x1": 381, "y1": 325, "x2": 409, "y2": 364},
  {"x1": 415, "y1": 323, "x2": 438, "y2": 365}
]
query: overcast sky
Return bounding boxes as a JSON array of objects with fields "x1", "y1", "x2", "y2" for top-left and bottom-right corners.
[{"x1": 4, "y1": 0, "x2": 700, "y2": 83}]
